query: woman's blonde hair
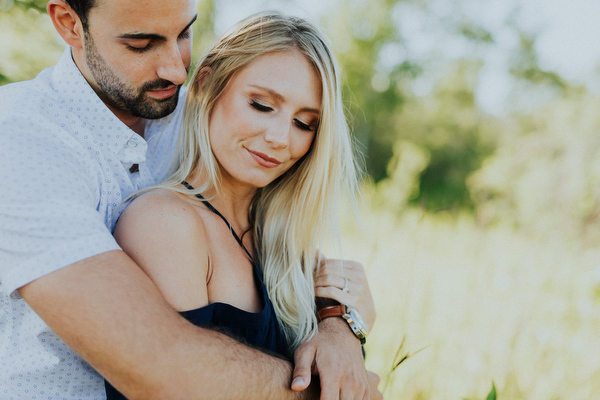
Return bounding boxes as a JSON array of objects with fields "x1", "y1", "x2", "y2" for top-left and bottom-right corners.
[{"x1": 156, "y1": 11, "x2": 359, "y2": 350}]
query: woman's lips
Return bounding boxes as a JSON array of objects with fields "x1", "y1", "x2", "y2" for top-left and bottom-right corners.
[
  {"x1": 247, "y1": 149, "x2": 282, "y2": 168},
  {"x1": 147, "y1": 85, "x2": 178, "y2": 99}
]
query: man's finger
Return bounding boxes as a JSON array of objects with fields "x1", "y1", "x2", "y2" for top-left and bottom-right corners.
[
  {"x1": 318, "y1": 375, "x2": 341, "y2": 400},
  {"x1": 291, "y1": 345, "x2": 315, "y2": 391}
]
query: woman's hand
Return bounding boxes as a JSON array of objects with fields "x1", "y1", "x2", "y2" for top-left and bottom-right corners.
[{"x1": 314, "y1": 253, "x2": 376, "y2": 331}]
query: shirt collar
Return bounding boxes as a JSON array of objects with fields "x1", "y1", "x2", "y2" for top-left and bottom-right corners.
[{"x1": 51, "y1": 48, "x2": 147, "y2": 163}]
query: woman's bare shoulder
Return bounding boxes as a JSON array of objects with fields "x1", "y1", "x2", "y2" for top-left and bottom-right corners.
[
  {"x1": 115, "y1": 188, "x2": 211, "y2": 311},
  {"x1": 118, "y1": 189, "x2": 204, "y2": 232}
]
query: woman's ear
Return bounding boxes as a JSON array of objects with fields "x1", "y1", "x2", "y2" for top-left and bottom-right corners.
[
  {"x1": 195, "y1": 67, "x2": 212, "y2": 93},
  {"x1": 47, "y1": 0, "x2": 85, "y2": 49}
]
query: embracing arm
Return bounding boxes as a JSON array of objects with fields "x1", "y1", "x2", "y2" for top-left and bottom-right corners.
[
  {"x1": 19, "y1": 250, "x2": 318, "y2": 400},
  {"x1": 17, "y1": 192, "x2": 318, "y2": 399}
]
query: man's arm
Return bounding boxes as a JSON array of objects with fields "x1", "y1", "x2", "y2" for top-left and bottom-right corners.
[{"x1": 19, "y1": 250, "x2": 318, "y2": 400}]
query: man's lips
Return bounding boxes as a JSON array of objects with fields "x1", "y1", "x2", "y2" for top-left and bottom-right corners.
[
  {"x1": 246, "y1": 149, "x2": 282, "y2": 168},
  {"x1": 147, "y1": 85, "x2": 178, "y2": 99}
]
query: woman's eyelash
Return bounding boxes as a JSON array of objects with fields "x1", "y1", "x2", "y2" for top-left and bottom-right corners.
[
  {"x1": 250, "y1": 101, "x2": 272, "y2": 112},
  {"x1": 250, "y1": 100, "x2": 316, "y2": 131},
  {"x1": 295, "y1": 119, "x2": 316, "y2": 131}
]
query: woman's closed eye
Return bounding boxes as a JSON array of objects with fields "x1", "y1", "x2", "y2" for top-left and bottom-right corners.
[
  {"x1": 250, "y1": 101, "x2": 273, "y2": 112},
  {"x1": 250, "y1": 100, "x2": 317, "y2": 131},
  {"x1": 294, "y1": 119, "x2": 317, "y2": 132}
]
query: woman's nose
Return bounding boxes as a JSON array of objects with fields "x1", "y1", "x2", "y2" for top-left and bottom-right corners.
[{"x1": 263, "y1": 118, "x2": 291, "y2": 149}]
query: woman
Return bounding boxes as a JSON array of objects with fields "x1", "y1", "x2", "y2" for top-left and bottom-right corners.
[{"x1": 107, "y1": 11, "x2": 378, "y2": 399}]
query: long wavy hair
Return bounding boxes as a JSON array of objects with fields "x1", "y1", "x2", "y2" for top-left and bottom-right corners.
[{"x1": 155, "y1": 11, "x2": 359, "y2": 350}]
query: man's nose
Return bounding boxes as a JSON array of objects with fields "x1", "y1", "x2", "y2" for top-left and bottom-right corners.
[{"x1": 156, "y1": 43, "x2": 188, "y2": 86}]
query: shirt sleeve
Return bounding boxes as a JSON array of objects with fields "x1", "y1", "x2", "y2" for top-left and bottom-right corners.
[{"x1": 0, "y1": 116, "x2": 120, "y2": 298}]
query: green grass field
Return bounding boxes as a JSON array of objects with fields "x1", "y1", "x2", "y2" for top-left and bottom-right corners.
[{"x1": 341, "y1": 207, "x2": 600, "y2": 399}]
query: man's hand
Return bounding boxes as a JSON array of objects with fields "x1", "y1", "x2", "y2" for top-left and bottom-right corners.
[
  {"x1": 291, "y1": 316, "x2": 369, "y2": 399},
  {"x1": 367, "y1": 371, "x2": 383, "y2": 400}
]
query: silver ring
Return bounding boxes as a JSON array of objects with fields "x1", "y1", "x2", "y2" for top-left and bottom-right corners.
[{"x1": 342, "y1": 278, "x2": 349, "y2": 293}]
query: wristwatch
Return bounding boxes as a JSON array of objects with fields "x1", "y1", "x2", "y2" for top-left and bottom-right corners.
[{"x1": 316, "y1": 304, "x2": 368, "y2": 345}]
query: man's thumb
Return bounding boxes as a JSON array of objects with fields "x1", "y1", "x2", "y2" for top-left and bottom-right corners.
[{"x1": 291, "y1": 347, "x2": 314, "y2": 391}]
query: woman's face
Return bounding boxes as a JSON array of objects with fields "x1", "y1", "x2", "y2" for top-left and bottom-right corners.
[{"x1": 208, "y1": 50, "x2": 322, "y2": 191}]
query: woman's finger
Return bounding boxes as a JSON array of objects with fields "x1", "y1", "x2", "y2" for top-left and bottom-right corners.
[
  {"x1": 313, "y1": 256, "x2": 377, "y2": 331},
  {"x1": 314, "y1": 273, "x2": 348, "y2": 289}
]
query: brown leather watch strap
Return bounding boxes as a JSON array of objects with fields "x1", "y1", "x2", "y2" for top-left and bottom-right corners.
[{"x1": 316, "y1": 304, "x2": 346, "y2": 322}]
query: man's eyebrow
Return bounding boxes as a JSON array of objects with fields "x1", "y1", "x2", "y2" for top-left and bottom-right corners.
[
  {"x1": 249, "y1": 84, "x2": 321, "y2": 114},
  {"x1": 181, "y1": 14, "x2": 198, "y2": 36},
  {"x1": 118, "y1": 14, "x2": 198, "y2": 41}
]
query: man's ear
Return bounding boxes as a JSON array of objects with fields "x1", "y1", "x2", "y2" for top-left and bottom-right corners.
[{"x1": 47, "y1": 0, "x2": 86, "y2": 49}]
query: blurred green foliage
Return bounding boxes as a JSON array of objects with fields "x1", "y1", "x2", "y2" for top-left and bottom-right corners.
[
  {"x1": 2, "y1": 0, "x2": 598, "y2": 236},
  {"x1": 464, "y1": 382, "x2": 497, "y2": 400},
  {"x1": 1, "y1": 0, "x2": 47, "y2": 12},
  {"x1": 0, "y1": 5, "x2": 65, "y2": 82},
  {"x1": 326, "y1": 0, "x2": 411, "y2": 183},
  {"x1": 394, "y1": 60, "x2": 497, "y2": 211},
  {"x1": 469, "y1": 91, "x2": 600, "y2": 240},
  {"x1": 321, "y1": 0, "x2": 501, "y2": 211}
]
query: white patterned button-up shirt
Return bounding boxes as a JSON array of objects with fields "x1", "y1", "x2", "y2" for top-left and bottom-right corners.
[{"x1": 0, "y1": 48, "x2": 184, "y2": 399}]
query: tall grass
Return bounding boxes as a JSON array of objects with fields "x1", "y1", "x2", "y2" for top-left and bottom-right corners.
[{"x1": 340, "y1": 207, "x2": 600, "y2": 399}]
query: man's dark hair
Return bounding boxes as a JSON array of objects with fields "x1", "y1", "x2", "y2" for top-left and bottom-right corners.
[{"x1": 65, "y1": 0, "x2": 97, "y2": 31}]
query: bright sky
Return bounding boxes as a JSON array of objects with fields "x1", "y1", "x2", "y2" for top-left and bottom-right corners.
[
  {"x1": 523, "y1": 0, "x2": 600, "y2": 81},
  {"x1": 479, "y1": 0, "x2": 600, "y2": 113}
]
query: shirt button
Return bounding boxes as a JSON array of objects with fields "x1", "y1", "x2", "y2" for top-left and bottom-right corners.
[{"x1": 127, "y1": 139, "x2": 138, "y2": 148}]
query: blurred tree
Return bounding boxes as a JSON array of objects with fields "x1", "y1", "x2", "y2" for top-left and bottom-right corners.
[
  {"x1": 324, "y1": 0, "x2": 415, "y2": 183},
  {"x1": 6, "y1": 0, "x2": 47, "y2": 12},
  {"x1": 468, "y1": 91, "x2": 600, "y2": 240},
  {"x1": 397, "y1": 60, "x2": 497, "y2": 211},
  {"x1": 8, "y1": 0, "x2": 594, "y2": 226},
  {"x1": 373, "y1": 139, "x2": 430, "y2": 215},
  {"x1": 188, "y1": 0, "x2": 216, "y2": 74},
  {"x1": 0, "y1": 72, "x2": 10, "y2": 86},
  {"x1": 509, "y1": 30, "x2": 571, "y2": 93},
  {"x1": 466, "y1": 22, "x2": 600, "y2": 240},
  {"x1": 0, "y1": 5, "x2": 65, "y2": 83},
  {"x1": 323, "y1": 0, "x2": 503, "y2": 212}
]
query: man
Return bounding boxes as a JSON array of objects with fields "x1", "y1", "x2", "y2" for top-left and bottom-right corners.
[{"x1": 0, "y1": 0, "x2": 371, "y2": 399}]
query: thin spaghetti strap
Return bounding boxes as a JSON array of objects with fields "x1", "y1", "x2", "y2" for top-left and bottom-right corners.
[{"x1": 181, "y1": 180, "x2": 254, "y2": 261}]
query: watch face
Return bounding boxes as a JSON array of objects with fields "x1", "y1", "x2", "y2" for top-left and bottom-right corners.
[
  {"x1": 350, "y1": 309, "x2": 367, "y2": 331},
  {"x1": 345, "y1": 308, "x2": 368, "y2": 343}
]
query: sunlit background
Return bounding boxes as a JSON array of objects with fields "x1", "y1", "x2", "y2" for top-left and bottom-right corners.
[{"x1": 2, "y1": 0, "x2": 600, "y2": 398}]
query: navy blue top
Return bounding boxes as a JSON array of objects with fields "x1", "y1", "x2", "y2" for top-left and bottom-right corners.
[
  {"x1": 179, "y1": 258, "x2": 285, "y2": 354},
  {"x1": 105, "y1": 183, "x2": 285, "y2": 399}
]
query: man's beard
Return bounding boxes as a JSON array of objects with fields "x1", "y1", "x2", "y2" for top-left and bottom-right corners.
[{"x1": 84, "y1": 33, "x2": 182, "y2": 120}]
